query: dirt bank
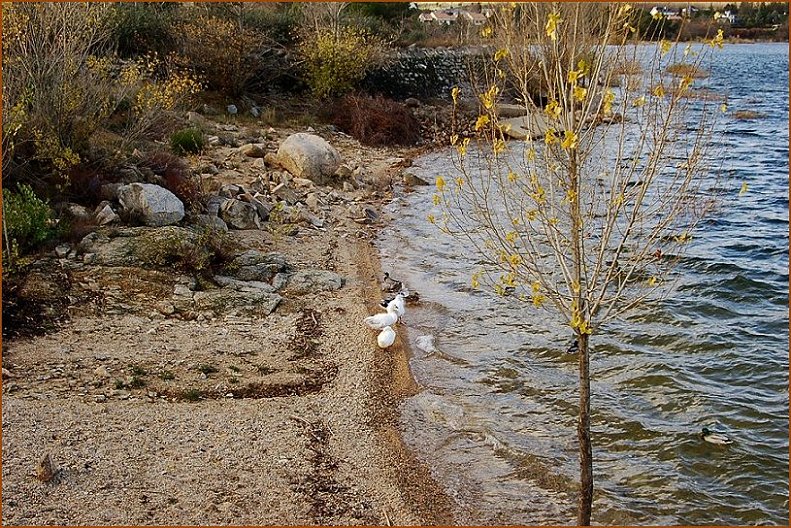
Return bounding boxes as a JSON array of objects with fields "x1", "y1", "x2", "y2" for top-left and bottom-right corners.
[{"x1": 1, "y1": 122, "x2": 454, "y2": 525}]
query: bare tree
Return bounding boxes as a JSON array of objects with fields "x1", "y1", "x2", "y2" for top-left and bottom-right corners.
[{"x1": 435, "y1": 3, "x2": 728, "y2": 524}]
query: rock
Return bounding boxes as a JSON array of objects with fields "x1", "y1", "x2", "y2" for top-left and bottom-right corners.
[
  {"x1": 342, "y1": 182, "x2": 355, "y2": 193},
  {"x1": 187, "y1": 111, "x2": 211, "y2": 128},
  {"x1": 292, "y1": 177, "x2": 314, "y2": 189},
  {"x1": 227, "y1": 104, "x2": 238, "y2": 115},
  {"x1": 276, "y1": 133, "x2": 341, "y2": 185},
  {"x1": 94, "y1": 365, "x2": 111, "y2": 378},
  {"x1": 273, "y1": 183, "x2": 299, "y2": 206},
  {"x1": 286, "y1": 270, "x2": 343, "y2": 294},
  {"x1": 250, "y1": 198, "x2": 272, "y2": 221},
  {"x1": 264, "y1": 152, "x2": 281, "y2": 168},
  {"x1": 335, "y1": 164, "x2": 353, "y2": 179},
  {"x1": 219, "y1": 183, "x2": 243, "y2": 198},
  {"x1": 496, "y1": 103, "x2": 528, "y2": 118},
  {"x1": 36, "y1": 454, "x2": 56, "y2": 483},
  {"x1": 193, "y1": 289, "x2": 281, "y2": 316},
  {"x1": 501, "y1": 112, "x2": 552, "y2": 141},
  {"x1": 272, "y1": 272, "x2": 290, "y2": 291},
  {"x1": 198, "y1": 163, "x2": 219, "y2": 175},
  {"x1": 226, "y1": 251, "x2": 291, "y2": 282},
  {"x1": 156, "y1": 301, "x2": 176, "y2": 315},
  {"x1": 348, "y1": 204, "x2": 379, "y2": 224},
  {"x1": 250, "y1": 106, "x2": 261, "y2": 118},
  {"x1": 240, "y1": 143, "x2": 266, "y2": 158},
  {"x1": 55, "y1": 244, "x2": 71, "y2": 258},
  {"x1": 403, "y1": 170, "x2": 430, "y2": 186},
  {"x1": 213, "y1": 275, "x2": 275, "y2": 293},
  {"x1": 305, "y1": 193, "x2": 319, "y2": 212},
  {"x1": 2, "y1": 368, "x2": 12, "y2": 379},
  {"x1": 405, "y1": 97, "x2": 422, "y2": 108},
  {"x1": 194, "y1": 214, "x2": 229, "y2": 232},
  {"x1": 219, "y1": 199, "x2": 261, "y2": 230},
  {"x1": 251, "y1": 158, "x2": 267, "y2": 171},
  {"x1": 99, "y1": 183, "x2": 122, "y2": 201},
  {"x1": 117, "y1": 183, "x2": 185, "y2": 227},
  {"x1": 206, "y1": 196, "x2": 228, "y2": 216},
  {"x1": 94, "y1": 203, "x2": 119, "y2": 226},
  {"x1": 58, "y1": 202, "x2": 92, "y2": 222}
]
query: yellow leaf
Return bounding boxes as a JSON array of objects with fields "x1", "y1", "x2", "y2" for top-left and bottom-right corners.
[
  {"x1": 660, "y1": 39, "x2": 672, "y2": 56},
  {"x1": 451, "y1": 86, "x2": 460, "y2": 104},
  {"x1": 544, "y1": 128, "x2": 558, "y2": 145},
  {"x1": 546, "y1": 12, "x2": 562, "y2": 41},
  {"x1": 481, "y1": 25, "x2": 493, "y2": 38},
  {"x1": 508, "y1": 171, "x2": 518, "y2": 183},
  {"x1": 427, "y1": 214, "x2": 436, "y2": 224},
  {"x1": 432, "y1": 194, "x2": 441, "y2": 205},
  {"x1": 633, "y1": 95, "x2": 646, "y2": 107},
  {"x1": 561, "y1": 130, "x2": 578, "y2": 150},
  {"x1": 494, "y1": 48, "x2": 509, "y2": 61},
  {"x1": 450, "y1": 134, "x2": 459, "y2": 146},
  {"x1": 475, "y1": 114, "x2": 490, "y2": 131},
  {"x1": 436, "y1": 176, "x2": 446, "y2": 192},
  {"x1": 544, "y1": 99, "x2": 562, "y2": 119},
  {"x1": 526, "y1": 147, "x2": 536, "y2": 161},
  {"x1": 739, "y1": 181, "x2": 748, "y2": 196},
  {"x1": 573, "y1": 86, "x2": 588, "y2": 102},
  {"x1": 720, "y1": 103, "x2": 728, "y2": 113},
  {"x1": 652, "y1": 84, "x2": 666, "y2": 98}
]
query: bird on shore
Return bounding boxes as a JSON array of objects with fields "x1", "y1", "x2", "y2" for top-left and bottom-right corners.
[
  {"x1": 364, "y1": 305, "x2": 399, "y2": 329},
  {"x1": 701, "y1": 427, "x2": 733, "y2": 445},
  {"x1": 380, "y1": 290, "x2": 408, "y2": 318},
  {"x1": 377, "y1": 326, "x2": 396, "y2": 348},
  {"x1": 381, "y1": 272, "x2": 403, "y2": 293}
]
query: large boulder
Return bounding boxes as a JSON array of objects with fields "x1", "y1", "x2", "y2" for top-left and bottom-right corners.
[
  {"x1": 276, "y1": 133, "x2": 341, "y2": 185},
  {"x1": 117, "y1": 183, "x2": 184, "y2": 227},
  {"x1": 226, "y1": 250, "x2": 291, "y2": 282}
]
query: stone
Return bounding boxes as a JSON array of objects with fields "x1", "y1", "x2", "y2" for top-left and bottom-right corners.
[
  {"x1": 501, "y1": 112, "x2": 552, "y2": 141},
  {"x1": 219, "y1": 199, "x2": 261, "y2": 230},
  {"x1": 227, "y1": 104, "x2": 238, "y2": 115},
  {"x1": 335, "y1": 164, "x2": 353, "y2": 179},
  {"x1": 156, "y1": 301, "x2": 176, "y2": 315},
  {"x1": 272, "y1": 183, "x2": 299, "y2": 206},
  {"x1": 305, "y1": 193, "x2": 319, "y2": 212},
  {"x1": 404, "y1": 97, "x2": 422, "y2": 108},
  {"x1": 250, "y1": 106, "x2": 261, "y2": 118},
  {"x1": 94, "y1": 366, "x2": 111, "y2": 378},
  {"x1": 342, "y1": 182, "x2": 355, "y2": 193},
  {"x1": 99, "y1": 183, "x2": 122, "y2": 201},
  {"x1": 193, "y1": 289, "x2": 281, "y2": 316},
  {"x1": 276, "y1": 133, "x2": 342, "y2": 185},
  {"x1": 403, "y1": 170, "x2": 430, "y2": 186},
  {"x1": 250, "y1": 198, "x2": 272, "y2": 221},
  {"x1": 94, "y1": 203, "x2": 119, "y2": 226},
  {"x1": 55, "y1": 244, "x2": 71, "y2": 258},
  {"x1": 194, "y1": 214, "x2": 229, "y2": 232},
  {"x1": 219, "y1": 183, "x2": 243, "y2": 198},
  {"x1": 226, "y1": 250, "x2": 291, "y2": 282},
  {"x1": 117, "y1": 183, "x2": 185, "y2": 227},
  {"x1": 240, "y1": 143, "x2": 266, "y2": 158},
  {"x1": 264, "y1": 152, "x2": 281, "y2": 168},
  {"x1": 213, "y1": 275, "x2": 275, "y2": 293},
  {"x1": 286, "y1": 270, "x2": 343, "y2": 294},
  {"x1": 187, "y1": 111, "x2": 211, "y2": 128},
  {"x1": 59, "y1": 202, "x2": 92, "y2": 222},
  {"x1": 292, "y1": 177, "x2": 314, "y2": 189},
  {"x1": 496, "y1": 103, "x2": 528, "y2": 118},
  {"x1": 2, "y1": 368, "x2": 12, "y2": 379}
]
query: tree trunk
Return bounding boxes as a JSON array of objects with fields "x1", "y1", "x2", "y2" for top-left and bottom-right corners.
[{"x1": 577, "y1": 332, "x2": 593, "y2": 525}]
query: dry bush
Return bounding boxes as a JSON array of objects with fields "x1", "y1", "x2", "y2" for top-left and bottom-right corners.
[
  {"x1": 176, "y1": 14, "x2": 269, "y2": 96},
  {"x1": 139, "y1": 151, "x2": 204, "y2": 211},
  {"x1": 332, "y1": 95, "x2": 421, "y2": 146}
]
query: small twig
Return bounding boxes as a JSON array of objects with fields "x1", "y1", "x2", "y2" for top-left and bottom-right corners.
[{"x1": 383, "y1": 509, "x2": 393, "y2": 526}]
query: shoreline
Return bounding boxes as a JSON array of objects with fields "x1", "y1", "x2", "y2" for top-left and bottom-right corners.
[{"x1": 1, "y1": 123, "x2": 455, "y2": 524}]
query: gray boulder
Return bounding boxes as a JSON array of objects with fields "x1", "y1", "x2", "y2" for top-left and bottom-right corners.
[
  {"x1": 276, "y1": 133, "x2": 341, "y2": 185},
  {"x1": 117, "y1": 183, "x2": 185, "y2": 227},
  {"x1": 286, "y1": 269, "x2": 343, "y2": 294},
  {"x1": 219, "y1": 199, "x2": 262, "y2": 230},
  {"x1": 227, "y1": 251, "x2": 291, "y2": 282}
]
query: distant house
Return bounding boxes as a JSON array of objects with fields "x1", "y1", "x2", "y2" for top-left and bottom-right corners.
[
  {"x1": 651, "y1": 6, "x2": 680, "y2": 19},
  {"x1": 462, "y1": 11, "x2": 488, "y2": 25},
  {"x1": 715, "y1": 10, "x2": 736, "y2": 24},
  {"x1": 432, "y1": 10, "x2": 459, "y2": 25}
]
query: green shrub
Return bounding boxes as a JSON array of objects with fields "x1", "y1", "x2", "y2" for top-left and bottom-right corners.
[
  {"x1": 299, "y1": 25, "x2": 384, "y2": 99},
  {"x1": 170, "y1": 128, "x2": 204, "y2": 155},
  {"x1": 111, "y1": 3, "x2": 178, "y2": 57},
  {"x1": 2, "y1": 184, "x2": 55, "y2": 260}
]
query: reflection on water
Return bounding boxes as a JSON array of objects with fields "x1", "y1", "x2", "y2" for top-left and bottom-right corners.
[{"x1": 378, "y1": 43, "x2": 788, "y2": 525}]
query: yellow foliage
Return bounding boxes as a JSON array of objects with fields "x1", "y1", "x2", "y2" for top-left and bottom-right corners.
[{"x1": 546, "y1": 12, "x2": 562, "y2": 41}]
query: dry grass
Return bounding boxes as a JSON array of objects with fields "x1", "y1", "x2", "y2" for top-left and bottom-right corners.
[
  {"x1": 332, "y1": 95, "x2": 421, "y2": 147},
  {"x1": 666, "y1": 63, "x2": 710, "y2": 79},
  {"x1": 733, "y1": 110, "x2": 765, "y2": 120}
]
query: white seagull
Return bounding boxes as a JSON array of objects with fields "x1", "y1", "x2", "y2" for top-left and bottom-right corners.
[
  {"x1": 364, "y1": 304, "x2": 399, "y2": 329},
  {"x1": 377, "y1": 326, "x2": 396, "y2": 348}
]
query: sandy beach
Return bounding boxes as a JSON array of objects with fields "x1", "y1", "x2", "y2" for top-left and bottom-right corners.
[{"x1": 1, "y1": 125, "x2": 455, "y2": 525}]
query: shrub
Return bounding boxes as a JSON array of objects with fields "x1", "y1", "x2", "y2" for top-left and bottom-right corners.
[
  {"x1": 170, "y1": 128, "x2": 204, "y2": 155},
  {"x1": 332, "y1": 95, "x2": 421, "y2": 146},
  {"x1": 298, "y1": 25, "x2": 384, "y2": 99},
  {"x1": 2, "y1": 183, "x2": 55, "y2": 259},
  {"x1": 666, "y1": 63, "x2": 710, "y2": 79},
  {"x1": 111, "y1": 3, "x2": 178, "y2": 57},
  {"x1": 176, "y1": 14, "x2": 269, "y2": 96},
  {"x1": 140, "y1": 151, "x2": 203, "y2": 209}
]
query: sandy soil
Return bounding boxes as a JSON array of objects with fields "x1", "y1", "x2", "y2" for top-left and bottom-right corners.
[{"x1": 1, "y1": 130, "x2": 455, "y2": 525}]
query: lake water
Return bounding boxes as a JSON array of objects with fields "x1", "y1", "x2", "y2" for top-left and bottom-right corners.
[{"x1": 377, "y1": 43, "x2": 789, "y2": 525}]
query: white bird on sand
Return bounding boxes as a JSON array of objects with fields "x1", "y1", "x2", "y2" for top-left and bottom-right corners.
[
  {"x1": 386, "y1": 291, "x2": 408, "y2": 318},
  {"x1": 377, "y1": 326, "x2": 396, "y2": 348},
  {"x1": 364, "y1": 305, "x2": 398, "y2": 329}
]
